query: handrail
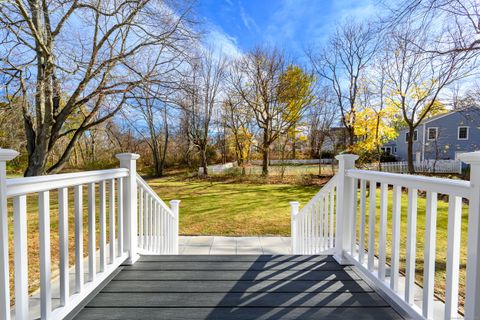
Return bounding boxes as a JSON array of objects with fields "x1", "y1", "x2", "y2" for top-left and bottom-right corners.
[
  {"x1": 136, "y1": 174, "x2": 174, "y2": 217},
  {"x1": 6, "y1": 168, "x2": 129, "y2": 197},
  {"x1": 300, "y1": 174, "x2": 338, "y2": 212},
  {"x1": 346, "y1": 169, "x2": 471, "y2": 198}
]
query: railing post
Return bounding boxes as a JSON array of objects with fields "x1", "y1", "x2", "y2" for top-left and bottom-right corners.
[
  {"x1": 334, "y1": 154, "x2": 358, "y2": 265},
  {"x1": 116, "y1": 153, "x2": 140, "y2": 265},
  {"x1": 0, "y1": 149, "x2": 18, "y2": 320},
  {"x1": 290, "y1": 201, "x2": 299, "y2": 254},
  {"x1": 459, "y1": 151, "x2": 480, "y2": 320},
  {"x1": 169, "y1": 200, "x2": 181, "y2": 254}
]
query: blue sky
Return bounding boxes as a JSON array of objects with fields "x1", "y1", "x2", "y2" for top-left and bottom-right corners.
[{"x1": 197, "y1": 0, "x2": 381, "y2": 61}]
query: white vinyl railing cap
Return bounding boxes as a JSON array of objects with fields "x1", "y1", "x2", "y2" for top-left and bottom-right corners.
[
  {"x1": 115, "y1": 153, "x2": 140, "y2": 161},
  {"x1": 458, "y1": 151, "x2": 480, "y2": 165},
  {"x1": 0, "y1": 148, "x2": 19, "y2": 161},
  {"x1": 335, "y1": 154, "x2": 359, "y2": 161}
]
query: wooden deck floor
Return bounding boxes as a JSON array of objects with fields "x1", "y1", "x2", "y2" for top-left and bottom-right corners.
[{"x1": 72, "y1": 255, "x2": 406, "y2": 320}]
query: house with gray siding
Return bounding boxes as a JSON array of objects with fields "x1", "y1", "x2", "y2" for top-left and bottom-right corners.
[{"x1": 384, "y1": 107, "x2": 480, "y2": 161}]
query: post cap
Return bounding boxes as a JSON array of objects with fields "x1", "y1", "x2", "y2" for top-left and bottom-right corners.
[
  {"x1": 0, "y1": 149, "x2": 19, "y2": 161},
  {"x1": 335, "y1": 154, "x2": 359, "y2": 161},
  {"x1": 458, "y1": 151, "x2": 480, "y2": 165},
  {"x1": 115, "y1": 153, "x2": 140, "y2": 161},
  {"x1": 170, "y1": 200, "x2": 181, "y2": 206}
]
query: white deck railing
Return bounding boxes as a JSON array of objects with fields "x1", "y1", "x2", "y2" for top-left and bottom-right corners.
[
  {"x1": 0, "y1": 150, "x2": 179, "y2": 320},
  {"x1": 292, "y1": 152, "x2": 480, "y2": 320},
  {"x1": 137, "y1": 174, "x2": 179, "y2": 254},
  {"x1": 290, "y1": 175, "x2": 337, "y2": 255}
]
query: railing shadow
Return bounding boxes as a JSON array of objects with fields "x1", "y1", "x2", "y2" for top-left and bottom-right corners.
[{"x1": 205, "y1": 255, "x2": 380, "y2": 320}]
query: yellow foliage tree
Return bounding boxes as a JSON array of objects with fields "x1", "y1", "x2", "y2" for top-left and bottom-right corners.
[{"x1": 352, "y1": 106, "x2": 398, "y2": 157}]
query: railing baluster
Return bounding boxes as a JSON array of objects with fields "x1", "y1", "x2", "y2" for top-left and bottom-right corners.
[
  {"x1": 88, "y1": 183, "x2": 96, "y2": 282},
  {"x1": 74, "y1": 185, "x2": 84, "y2": 293},
  {"x1": 378, "y1": 183, "x2": 388, "y2": 281},
  {"x1": 318, "y1": 198, "x2": 323, "y2": 252},
  {"x1": 39, "y1": 191, "x2": 52, "y2": 319},
  {"x1": 368, "y1": 180, "x2": 376, "y2": 272},
  {"x1": 58, "y1": 188, "x2": 69, "y2": 306},
  {"x1": 351, "y1": 178, "x2": 358, "y2": 255},
  {"x1": 329, "y1": 189, "x2": 334, "y2": 249},
  {"x1": 154, "y1": 203, "x2": 159, "y2": 253},
  {"x1": 139, "y1": 188, "x2": 143, "y2": 248},
  {"x1": 423, "y1": 191, "x2": 438, "y2": 319},
  {"x1": 359, "y1": 180, "x2": 367, "y2": 264},
  {"x1": 445, "y1": 196, "x2": 462, "y2": 319},
  {"x1": 149, "y1": 196, "x2": 154, "y2": 252},
  {"x1": 390, "y1": 185, "x2": 401, "y2": 292},
  {"x1": 13, "y1": 195, "x2": 28, "y2": 318},
  {"x1": 143, "y1": 192, "x2": 149, "y2": 250},
  {"x1": 322, "y1": 195, "x2": 330, "y2": 250},
  {"x1": 405, "y1": 188, "x2": 418, "y2": 304},
  {"x1": 99, "y1": 181, "x2": 106, "y2": 273},
  {"x1": 109, "y1": 179, "x2": 115, "y2": 264},
  {"x1": 117, "y1": 177, "x2": 123, "y2": 256}
]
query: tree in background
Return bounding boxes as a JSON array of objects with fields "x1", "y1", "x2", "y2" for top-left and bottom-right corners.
[
  {"x1": 223, "y1": 94, "x2": 256, "y2": 174},
  {"x1": 383, "y1": 24, "x2": 472, "y2": 173},
  {"x1": 230, "y1": 48, "x2": 312, "y2": 175},
  {"x1": 352, "y1": 106, "x2": 398, "y2": 164},
  {"x1": 179, "y1": 51, "x2": 226, "y2": 176},
  {"x1": 0, "y1": 0, "x2": 194, "y2": 176},
  {"x1": 277, "y1": 65, "x2": 314, "y2": 159},
  {"x1": 308, "y1": 20, "x2": 378, "y2": 148}
]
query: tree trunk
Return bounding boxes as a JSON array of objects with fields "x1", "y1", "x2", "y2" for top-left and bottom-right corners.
[
  {"x1": 407, "y1": 127, "x2": 415, "y2": 174},
  {"x1": 262, "y1": 128, "x2": 269, "y2": 176},
  {"x1": 201, "y1": 146, "x2": 208, "y2": 176}
]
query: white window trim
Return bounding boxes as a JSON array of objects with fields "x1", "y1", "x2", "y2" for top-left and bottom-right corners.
[
  {"x1": 405, "y1": 130, "x2": 418, "y2": 143},
  {"x1": 458, "y1": 126, "x2": 469, "y2": 140},
  {"x1": 427, "y1": 127, "x2": 438, "y2": 141}
]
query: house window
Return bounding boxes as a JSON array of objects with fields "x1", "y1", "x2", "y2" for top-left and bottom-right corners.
[
  {"x1": 381, "y1": 147, "x2": 392, "y2": 155},
  {"x1": 427, "y1": 127, "x2": 438, "y2": 141},
  {"x1": 394, "y1": 147, "x2": 397, "y2": 153},
  {"x1": 458, "y1": 126, "x2": 469, "y2": 140},
  {"x1": 405, "y1": 130, "x2": 418, "y2": 142}
]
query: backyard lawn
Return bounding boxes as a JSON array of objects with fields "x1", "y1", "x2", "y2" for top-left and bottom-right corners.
[{"x1": 146, "y1": 176, "x2": 320, "y2": 235}]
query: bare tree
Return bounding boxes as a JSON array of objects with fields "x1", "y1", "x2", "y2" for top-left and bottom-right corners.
[
  {"x1": 222, "y1": 93, "x2": 256, "y2": 174},
  {"x1": 389, "y1": 0, "x2": 480, "y2": 56},
  {"x1": 308, "y1": 20, "x2": 378, "y2": 148},
  {"x1": 230, "y1": 48, "x2": 306, "y2": 176},
  {"x1": 178, "y1": 51, "x2": 226, "y2": 176},
  {"x1": 0, "y1": 0, "x2": 194, "y2": 175},
  {"x1": 384, "y1": 24, "x2": 472, "y2": 173},
  {"x1": 307, "y1": 87, "x2": 338, "y2": 175}
]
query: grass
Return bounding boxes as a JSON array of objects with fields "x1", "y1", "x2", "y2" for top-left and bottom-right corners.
[{"x1": 146, "y1": 176, "x2": 321, "y2": 235}]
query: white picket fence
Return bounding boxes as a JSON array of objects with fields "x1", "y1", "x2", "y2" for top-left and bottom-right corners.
[
  {"x1": 372, "y1": 160, "x2": 462, "y2": 174},
  {"x1": 0, "y1": 150, "x2": 179, "y2": 320},
  {"x1": 292, "y1": 152, "x2": 480, "y2": 320},
  {"x1": 251, "y1": 158, "x2": 334, "y2": 165}
]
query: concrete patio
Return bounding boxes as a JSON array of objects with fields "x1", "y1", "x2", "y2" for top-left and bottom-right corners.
[{"x1": 179, "y1": 236, "x2": 292, "y2": 255}]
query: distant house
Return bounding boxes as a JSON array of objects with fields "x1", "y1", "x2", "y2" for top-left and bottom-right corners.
[{"x1": 384, "y1": 107, "x2": 480, "y2": 161}]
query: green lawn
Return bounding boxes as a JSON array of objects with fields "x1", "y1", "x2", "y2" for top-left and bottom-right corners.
[{"x1": 145, "y1": 177, "x2": 320, "y2": 235}]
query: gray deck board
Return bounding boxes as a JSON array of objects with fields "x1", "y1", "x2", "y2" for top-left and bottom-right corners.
[{"x1": 73, "y1": 255, "x2": 405, "y2": 320}]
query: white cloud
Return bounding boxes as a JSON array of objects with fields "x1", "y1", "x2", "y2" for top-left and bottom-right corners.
[
  {"x1": 239, "y1": 1, "x2": 260, "y2": 32},
  {"x1": 204, "y1": 25, "x2": 244, "y2": 59}
]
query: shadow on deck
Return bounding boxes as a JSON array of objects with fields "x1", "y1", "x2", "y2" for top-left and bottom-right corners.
[{"x1": 71, "y1": 255, "x2": 407, "y2": 320}]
